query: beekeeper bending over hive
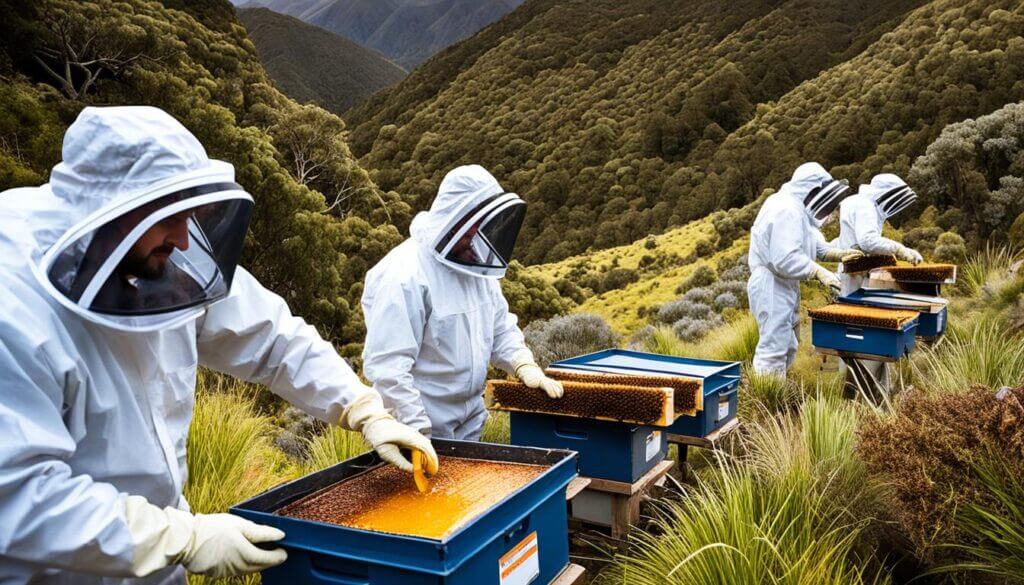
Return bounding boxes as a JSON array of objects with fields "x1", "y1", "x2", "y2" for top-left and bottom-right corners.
[
  {"x1": 834, "y1": 173, "x2": 922, "y2": 400},
  {"x1": 0, "y1": 106, "x2": 436, "y2": 584},
  {"x1": 362, "y1": 165, "x2": 563, "y2": 440},
  {"x1": 747, "y1": 162, "x2": 862, "y2": 377}
]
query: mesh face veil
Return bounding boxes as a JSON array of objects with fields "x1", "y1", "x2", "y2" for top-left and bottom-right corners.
[
  {"x1": 804, "y1": 178, "x2": 851, "y2": 222},
  {"x1": 874, "y1": 185, "x2": 918, "y2": 219},
  {"x1": 433, "y1": 192, "x2": 526, "y2": 278},
  {"x1": 36, "y1": 181, "x2": 253, "y2": 332}
]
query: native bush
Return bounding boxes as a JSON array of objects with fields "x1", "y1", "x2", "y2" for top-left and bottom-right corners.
[
  {"x1": 656, "y1": 299, "x2": 714, "y2": 324},
  {"x1": 671, "y1": 314, "x2": 723, "y2": 342},
  {"x1": 675, "y1": 264, "x2": 717, "y2": 294},
  {"x1": 713, "y1": 291, "x2": 740, "y2": 311},
  {"x1": 524, "y1": 313, "x2": 621, "y2": 367},
  {"x1": 681, "y1": 286, "x2": 715, "y2": 305}
]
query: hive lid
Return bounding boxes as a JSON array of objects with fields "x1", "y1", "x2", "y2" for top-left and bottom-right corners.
[{"x1": 809, "y1": 303, "x2": 919, "y2": 330}]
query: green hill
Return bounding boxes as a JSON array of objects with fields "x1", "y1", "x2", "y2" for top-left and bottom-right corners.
[
  {"x1": 345, "y1": 0, "x2": 1024, "y2": 264},
  {"x1": 237, "y1": 7, "x2": 406, "y2": 114}
]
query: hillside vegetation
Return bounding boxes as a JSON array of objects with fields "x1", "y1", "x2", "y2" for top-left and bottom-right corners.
[
  {"x1": 347, "y1": 0, "x2": 1024, "y2": 264},
  {"x1": 237, "y1": 7, "x2": 406, "y2": 114},
  {"x1": 235, "y1": 0, "x2": 525, "y2": 69}
]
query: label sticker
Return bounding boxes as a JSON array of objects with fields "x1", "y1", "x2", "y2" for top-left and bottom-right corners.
[
  {"x1": 718, "y1": 399, "x2": 730, "y2": 421},
  {"x1": 500, "y1": 531, "x2": 539, "y2": 585},
  {"x1": 645, "y1": 430, "x2": 662, "y2": 461}
]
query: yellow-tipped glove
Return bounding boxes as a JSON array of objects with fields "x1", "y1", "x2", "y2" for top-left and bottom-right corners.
[
  {"x1": 340, "y1": 391, "x2": 439, "y2": 473},
  {"x1": 511, "y1": 352, "x2": 563, "y2": 398}
]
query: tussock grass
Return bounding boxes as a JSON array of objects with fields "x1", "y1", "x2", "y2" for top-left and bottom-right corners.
[
  {"x1": 643, "y1": 315, "x2": 758, "y2": 364},
  {"x1": 607, "y1": 397, "x2": 884, "y2": 584},
  {"x1": 914, "y1": 319, "x2": 1024, "y2": 394},
  {"x1": 481, "y1": 410, "x2": 510, "y2": 444},
  {"x1": 301, "y1": 425, "x2": 369, "y2": 475},
  {"x1": 958, "y1": 244, "x2": 1020, "y2": 297}
]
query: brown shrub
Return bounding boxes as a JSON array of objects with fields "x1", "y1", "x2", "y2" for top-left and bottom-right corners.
[{"x1": 856, "y1": 385, "x2": 1024, "y2": 563}]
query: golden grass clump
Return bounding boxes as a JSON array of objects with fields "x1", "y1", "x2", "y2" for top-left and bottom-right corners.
[{"x1": 808, "y1": 304, "x2": 919, "y2": 329}]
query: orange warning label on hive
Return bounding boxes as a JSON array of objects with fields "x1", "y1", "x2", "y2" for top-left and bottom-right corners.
[{"x1": 277, "y1": 457, "x2": 546, "y2": 540}]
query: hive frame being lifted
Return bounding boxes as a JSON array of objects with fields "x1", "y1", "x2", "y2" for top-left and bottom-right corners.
[
  {"x1": 871, "y1": 263, "x2": 957, "y2": 284},
  {"x1": 486, "y1": 379, "x2": 678, "y2": 426},
  {"x1": 544, "y1": 368, "x2": 703, "y2": 415},
  {"x1": 841, "y1": 254, "x2": 898, "y2": 274},
  {"x1": 808, "y1": 303, "x2": 919, "y2": 329}
]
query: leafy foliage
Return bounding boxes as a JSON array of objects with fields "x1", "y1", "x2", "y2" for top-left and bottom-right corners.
[
  {"x1": 0, "y1": 0, "x2": 411, "y2": 354},
  {"x1": 523, "y1": 312, "x2": 620, "y2": 368}
]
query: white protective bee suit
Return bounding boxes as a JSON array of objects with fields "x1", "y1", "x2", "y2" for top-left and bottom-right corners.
[
  {"x1": 361, "y1": 165, "x2": 562, "y2": 440},
  {"x1": 835, "y1": 173, "x2": 921, "y2": 401},
  {"x1": 747, "y1": 162, "x2": 855, "y2": 376},
  {"x1": 0, "y1": 106, "x2": 434, "y2": 585}
]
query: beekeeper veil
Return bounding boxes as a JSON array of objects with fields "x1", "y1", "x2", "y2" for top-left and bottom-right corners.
[
  {"x1": 33, "y1": 106, "x2": 253, "y2": 332},
  {"x1": 865, "y1": 173, "x2": 918, "y2": 219},
  {"x1": 410, "y1": 165, "x2": 526, "y2": 279},
  {"x1": 782, "y1": 162, "x2": 852, "y2": 225}
]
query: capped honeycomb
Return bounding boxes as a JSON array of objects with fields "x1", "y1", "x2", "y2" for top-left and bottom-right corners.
[
  {"x1": 488, "y1": 379, "x2": 670, "y2": 425},
  {"x1": 808, "y1": 304, "x2": 919, "y2": 329},
  {"x1": 880, "y1": 263, "x2": 957, "y2": 283},
  {"x1": 842, "y1": 254, "x2": 897, "y2": 274},
  {"x1": 545, "y1": 369, "x2": 703, "y2": 415}
]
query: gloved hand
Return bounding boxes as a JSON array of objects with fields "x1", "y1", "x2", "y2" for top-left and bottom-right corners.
[
  {"x1": 124, "y1": 495, "x2": 286, "y2": 579},
  {"x1": 895, "y1": 245, "x2": 923, "y2": 265},
  {"x1": 812, "y1": 264, "x2": 842, "y2": 293},
  {"x1": 340, "y1": 391, "x2": 439, "y2": 473},
  {"x1": 511, "y1": 352, "x2": 563, "y2": 398},
  {"x1": 822, "y1": 248, "x2": 863, "y2": 263}
]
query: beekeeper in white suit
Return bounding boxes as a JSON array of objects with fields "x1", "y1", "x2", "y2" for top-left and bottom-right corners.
[
  {"x1": 362, "y1": 165, "x2": 563, "y2": 440},
  {"x1": 834, "y1": 173, "x2": 922, "y2": 400},
  {"x1": 747, "y1": 162, "x2": 862, "y2": 376},
  {"x1": 0, "y1": 106, "x2": 437, "y2": 585}
]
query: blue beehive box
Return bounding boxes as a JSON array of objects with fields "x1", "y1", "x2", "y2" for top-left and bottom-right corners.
[
  {"x1": 231, "y1": 440, "x2": 577, "y2": 585},
  {"x1": 509, "y1": 411, "x2": 666, "y2": 483},
  {"x1": 550, "y1": 349, "x2": 742, "y2": 439},
  {"x1": 838, "y1": 289, "x2": 947, "y2": 341},
  {"x1": 810, "y1": 307, "x2": 918, "y2": 361}
]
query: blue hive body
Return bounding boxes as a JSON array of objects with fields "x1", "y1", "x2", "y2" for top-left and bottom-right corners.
[
  {"x1": 231, "y1": 440, "x2": 577, "y2": 585},
  {"x1": 810, "y1": 317, "x2": 917, "y2": 360},
  {"x1": 509, "y1": 411, "x2": 666, "y2": 483},
  {"x1": 838, "y1": 289, "x2": 947, "y2": 341}
]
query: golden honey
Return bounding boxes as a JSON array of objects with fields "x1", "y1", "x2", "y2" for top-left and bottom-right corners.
[{"x1": 278, "y1": 457, "x2": 545, "y2": 540}]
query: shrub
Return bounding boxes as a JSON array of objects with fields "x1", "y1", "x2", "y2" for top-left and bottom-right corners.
[
  {"x1": 675, "y1": 264, "x2": 716, "y2": 294},
  {"x1": 902, "y1": 226, "x2": 943, "y2": 258},
  {"x1": 600, "y1": 267, "x2": 640, "y2": 293},
  {"x1": 671, "y1": 314, "x2": 723, "y2": 342},
  {"x1": 524, "y1": 313, "x2": 621, "y2": 367},
  {"x1": 932, "y1": 231, "x2": 967, "y2": 264},
  {"x1": 694, "y1": 237, "x2": 716, "y2": 256},
  {"x1": 656, "y1": 299, "x2": 713, "y2": 324},
  {"x1": 856, "y1": 385, "x2": 1024, "y2": 562},
  {"x1": 714, "y1": 291, "x2": 740, "y2": 311},
  {"x1": 712, "y1": 279, "x2": 748, "y2": 307},
  {"x1": 681, "y1": 286, "x2": 715, "y2": 305},
  {"x1": 644, "y1": 235, "x2": 658, "y2": 250},
  {"x1": 719, "y1": 261, "x2": 750, "y2": 282}
]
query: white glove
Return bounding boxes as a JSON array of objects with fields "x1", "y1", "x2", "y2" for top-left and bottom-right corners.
[
  {"x1": 823, "y1": 248, "x2": 863, "y2": 263},
  {"x1": 511, "y1": 352, "x2": 564, "y2": 398},
  {"x1": 341, "y1": 391, "x2": 439, "y2": 473},
  {"x1": 124, "y1": 495, "x2": 286, "y2": 579},
  {"x1": 812, "y1": 264, "x2": 841, "y2": 293},
  {"x1": 895, "y1": 245, "x2": 923, "y2": 265}
]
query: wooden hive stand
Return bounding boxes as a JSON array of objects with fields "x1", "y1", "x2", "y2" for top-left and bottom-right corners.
[
  {"x1": 667, "y1": 418, "x2": 740, "y2": 481},
  {"x1": 568, "y1": 459, "x2": 674, "y2": 539}
]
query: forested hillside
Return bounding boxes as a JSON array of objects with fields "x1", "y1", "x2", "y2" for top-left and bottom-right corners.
[
  {"x1": 233, "y1": 0, "x2": 525, "y2": 69},
  {"x1": 346, "y1": 0, "x2": 1024, "y2": 264},
  {"x1": 0, "y1": 0, "x2": 407, "y2": 355},
  {"x1": 238, "y1": 7, "x2": 406, "y2": 114}
]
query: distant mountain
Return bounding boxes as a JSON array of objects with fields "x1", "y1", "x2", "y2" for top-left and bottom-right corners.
[
  {"x1": 237, "y1": 7, "x2": 406, "y2": 114},
  {"x1": 232, "y1": 0, "x2": 525, "y2": 69}
]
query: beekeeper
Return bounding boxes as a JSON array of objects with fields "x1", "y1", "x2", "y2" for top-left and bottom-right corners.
[
  {"x1": 747, "y1": 162, "x2": 862, "y2": 376},
  {"x1": 834, "y1": 173, "x2": 922, "y2": 400},
  {"x1": 361, "y1": 165, "x2": 563, "y2": 440},
  {"x1": 0, "y1": 106, "x2": 437, "y2": 585}
]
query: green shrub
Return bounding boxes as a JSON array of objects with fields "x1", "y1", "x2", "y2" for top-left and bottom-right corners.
[
  {"x1": 932, "y1": 231, "x2": 967, "y2": 264},
  {"x1": 675, "y1": 265, "x2": 717, "y2": 294},
  {"x1": 524, "y1": 313, "x2": 621, "y2": 367}
]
